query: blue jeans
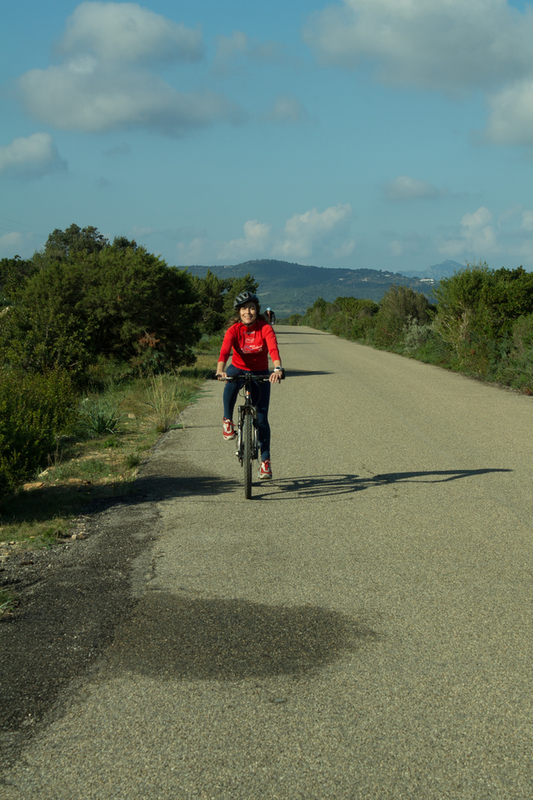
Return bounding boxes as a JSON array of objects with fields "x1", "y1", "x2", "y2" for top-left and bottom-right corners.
[{"x1": 223, "y1": 365, "x2": 272, "y2": 462}]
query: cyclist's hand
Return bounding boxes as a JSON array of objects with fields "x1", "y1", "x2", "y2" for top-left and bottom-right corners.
[
  {"x1": 270, "y1": 370, "x2": 283, "y2": 384},
  {"x1": 216, "y1": 371, "x2": 227, "y2": 381}
]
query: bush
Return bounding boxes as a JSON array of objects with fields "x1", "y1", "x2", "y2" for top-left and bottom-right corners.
[
  {"x1": 305, "y1": 297, "x2": 333, "y2": 330},
  {"x1": 511, "y1": 312, "x2": 533, "y2": 354},
  {"x1": 493, "y1": 313, "x2": 533, "y2": 392},
  {"x1": 190, "y1": 271, "x2": 260, "y2": 335},
  {"x1": 77, "y1": 396, "x2": 124, "y2": 438},
  {"x1": 373, "y1": 285, "x2": 432, "y2": 347},
  {"x1": 433, "y1": 263, "x2": 533, "y2": 353},
  {"x1": 402, "y1": 317, "x2": 435, "y2": 354},
  {"x1": 196, "y1": 333, "x2": 224, "y2": 353},
  {"x1": 432, "y1": 263, "x2": 495, "y2": 356},
  {"x1": 0, "y1": 240, "x2": 202, "y2": 379},
  {"x1": 0, "y1": 369, "x2": 77, "y2": 498},
  {"x1": 327, "y1": 297, "x2": 375, "y2": 339}
]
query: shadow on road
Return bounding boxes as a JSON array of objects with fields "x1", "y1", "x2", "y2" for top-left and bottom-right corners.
[
  {"x1": 107, "y1": 594, "x2": 378, "y2": 681},
  {"x1": 133, "y1": 473, "x2": 241, "y2": 500},
  {"x1": 276, "y1": 330, "x2": 327, "y2": 335},
  {"x1": 284, "y1": 369, "x2": 333, "y2": 377},
  {"x1": 255, "y1": 468, "x2": 512, "y2": 500}
]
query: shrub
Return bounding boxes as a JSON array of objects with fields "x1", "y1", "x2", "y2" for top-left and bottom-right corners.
[
  {"x1": 0, "y1": 232, "x2": 203, "y2": 380},
  {"x1": 305, "y1": 297, "x2": 333, "y2": 330},
  {"x1": 373, "y1": 285, "x2": 432, "y2": 347},
  {"x1": 77, "y1": 396, "x2": 124, "y2": 438},
  {"x1": 328, "y1": 297, "x2": 378, "y2": 340},
  {"x1": 143, "y1": 373, "x2": 189, "y2": 433},
  {"x1": 433, "y1": 263, "x2": 533, "y2": 353},
  {"x1": 402, "y1": 317, "x2": 435, "y2": 354},
  {"x1": 511, "y1": 312, "x2": 533, "y2": 354},
  {"x1": 0, "y1": 368, "x2": 77, "y2": 499},
  {"x1": 493, "y1": 313, "x2": 533, "y2": 392},
  {"x1": 432, "y1": 263, "x2": 495, "y2": 355}
]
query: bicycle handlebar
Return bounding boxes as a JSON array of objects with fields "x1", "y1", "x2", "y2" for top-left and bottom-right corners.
[{"x1": 212, "y1": 370, "x2": 285, "y2": 381}]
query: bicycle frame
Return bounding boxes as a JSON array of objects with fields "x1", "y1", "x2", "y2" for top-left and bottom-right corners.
[{"x1": 225, "y1": 373, "x2": 270, "y2": 498}]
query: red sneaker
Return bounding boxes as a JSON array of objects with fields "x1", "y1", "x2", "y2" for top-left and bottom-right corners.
[
  {"x1": 259, "y1": 460, "x2": 272, "y2": 480},
  {"x1": 223, "y1": 418, "x2": 236, "y2": 440}
]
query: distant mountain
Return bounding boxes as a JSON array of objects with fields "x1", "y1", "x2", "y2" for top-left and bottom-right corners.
[
  {"x1": 182, "y1": 259, "x2": 438, "y2": 316},
  {"x1": 401, "y1": 260, "x2": 464, "y2": 281}
]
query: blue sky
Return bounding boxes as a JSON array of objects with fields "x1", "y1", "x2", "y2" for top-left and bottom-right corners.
[{"x1": 2, "y1": 0, "x2": 533, "y2": 274}]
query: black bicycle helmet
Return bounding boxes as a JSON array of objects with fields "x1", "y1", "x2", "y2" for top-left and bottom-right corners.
[{"x1": 233, "y1": 291, "x2": 259, "y2": 310}]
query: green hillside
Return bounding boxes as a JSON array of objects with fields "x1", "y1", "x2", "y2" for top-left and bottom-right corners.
[{"x1": 183, "y1": 259, "x2": 436, "y2": 316}]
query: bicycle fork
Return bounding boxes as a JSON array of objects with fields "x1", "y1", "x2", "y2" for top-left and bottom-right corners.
[{"x1": 236, "y1": 405, "x2": 259, "y2": 464}]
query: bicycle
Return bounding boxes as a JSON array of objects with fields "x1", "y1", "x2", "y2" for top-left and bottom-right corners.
[{"x1": 222, "y1": 371, "x2": 284, "y2": 499}]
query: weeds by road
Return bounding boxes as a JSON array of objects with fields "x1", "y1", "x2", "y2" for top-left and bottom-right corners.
[{"x1": 0, "y1": 354, "x2": 215, "y2": 591}]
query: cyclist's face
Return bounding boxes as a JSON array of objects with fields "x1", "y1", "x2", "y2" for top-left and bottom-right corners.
[{"x1": 239, "y1": 302, "x2": 258, "y2": 325}]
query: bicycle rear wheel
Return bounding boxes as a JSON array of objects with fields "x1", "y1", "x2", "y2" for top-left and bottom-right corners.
[{"x1": 243, "y1": 411, "x2": 253, "y2": 499}]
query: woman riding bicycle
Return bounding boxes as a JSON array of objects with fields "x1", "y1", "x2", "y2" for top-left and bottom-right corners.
[{"x1": 216, "y1": 291, "x2": 283, "y2": 480}]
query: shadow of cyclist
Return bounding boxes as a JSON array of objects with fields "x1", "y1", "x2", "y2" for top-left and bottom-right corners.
[{"x1": 254, "y1": 468, "x2": 512, "y2": 500}]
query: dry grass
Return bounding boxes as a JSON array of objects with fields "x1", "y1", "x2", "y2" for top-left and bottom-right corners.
[{"x1": 0, "y1": 355, "x2": 215, "y2": 554}]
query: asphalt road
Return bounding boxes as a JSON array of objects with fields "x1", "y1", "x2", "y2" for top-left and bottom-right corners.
[{"x1": 2, "y1": 325, "x2": 532, "y2": 799}]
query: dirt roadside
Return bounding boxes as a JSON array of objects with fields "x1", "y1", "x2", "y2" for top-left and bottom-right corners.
[{"x1": 0, "y1": 445, "x2": 171, "y2": 771}]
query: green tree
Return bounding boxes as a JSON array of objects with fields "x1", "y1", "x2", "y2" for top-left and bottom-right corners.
[
  {"x1": 373, "y1": 285, "x2": 432, "y2": 346},
  {"x1": 0, "y1": 256, "x2": 36, "y2": 304},
  {"x1": 0, "y1": 259, "x2": 91, "y2": 378},
  {"x1": 0, "y1": 236, "x2": 202, "y2": 378},
  {"x1": 306, "y1": 297, "x2": 330, "y2": 329},
  {"x1": 188, "y1": 271, "x2": 259, "y2": 334},
  {"x1": 488, "y1": 266, "x2": 533, "y2": 336},
  {"x1": 432, "y1": 262, "x2": 494, "y2": 353},
  {"x1": 191, "y1": 269, "x2": 230, "y2": 335},
  {"x1": 329, "y1": 297, "x2": 378, "y2": 339},
  {"x1": 37, "y1": 223, "x2": 109, "y2": 264},
  {"x1": 432, "y1": 262, "x2": 533, "y2": 352}
]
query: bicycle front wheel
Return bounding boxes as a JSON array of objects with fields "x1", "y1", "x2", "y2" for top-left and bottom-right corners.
[{"x1": 243, "y1": 411, "x2": 253, "y2": 499}]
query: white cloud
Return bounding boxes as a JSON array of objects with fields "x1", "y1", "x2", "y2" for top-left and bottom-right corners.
[
  {"x1": 333, "y1": 239, "x2": 356, "y2": 258},
  {"x1": 264, "y1": 94, "x2": 310, "y2": 123},
  {"x1": 273, "y1": 203, "x2": 353, "y2": 259},
  {"x1": 212, "y1": 31, "x2": 249, "y2": 73},
  {"x1": 439, "y1": 206, "x2": 497, "y2": 257},
  {"x1": 16, "y1": 3, "x2": 240, "y2": 136},
  {"x1": 485, "y1": 79, "x2": 533, "y2": 146},
  {"x1": 216, "y1": 220, "x2": 273, "y2": 260},
  {"x1": 212, "y1": 31, "x2": 289, "y2": 76},
  {"x1": 431, "y1": 204, "x2": 533, "y2": 266},
  {"x1": 176, "y1": 204, "x2": 355, "y2": 264},
  {"x1": 176, "y1": 237, "x2": 209, "y2": 265},
  {"x1": 521, "y1": 210, "x2": 533, "y2": 231},
  {"x1": 384, "y1": 175, "x2": 445, "y2": 201},
  {"x1": 0, "y1": 232, "x2": 24, "y2": 249},
  {"x1": 0, "y1": 231, "x2": 39, "y2": 258},
  {"x1": 303, "y1": 0, "x2": 533, "y2": 95},
  {"x1": 0, "y1": 133, "x2": 67, "y2": 178},
  {"x1": 18, "y1": 60, "x2": 241, "y2": 135},
  {"x1": 129, "y1": 225, "x2": 159, "y2": 239},
  {"x1": 59, "y1": 1, "x2": 203, "y2": 64},
  {"x1": 389, "y1": 232, "x2": 427, "y2": 257}
]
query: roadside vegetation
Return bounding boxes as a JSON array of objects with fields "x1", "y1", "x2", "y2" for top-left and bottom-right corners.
[
  {"x1": 0, "y1": 223, "x2": 254, "y2": 568},
  {"x1": 2, "y1": 233, "x2": 531, "y2": 595},
  {"x1": 284, "y1": 262, "x2": 533, "y2": 396}
]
